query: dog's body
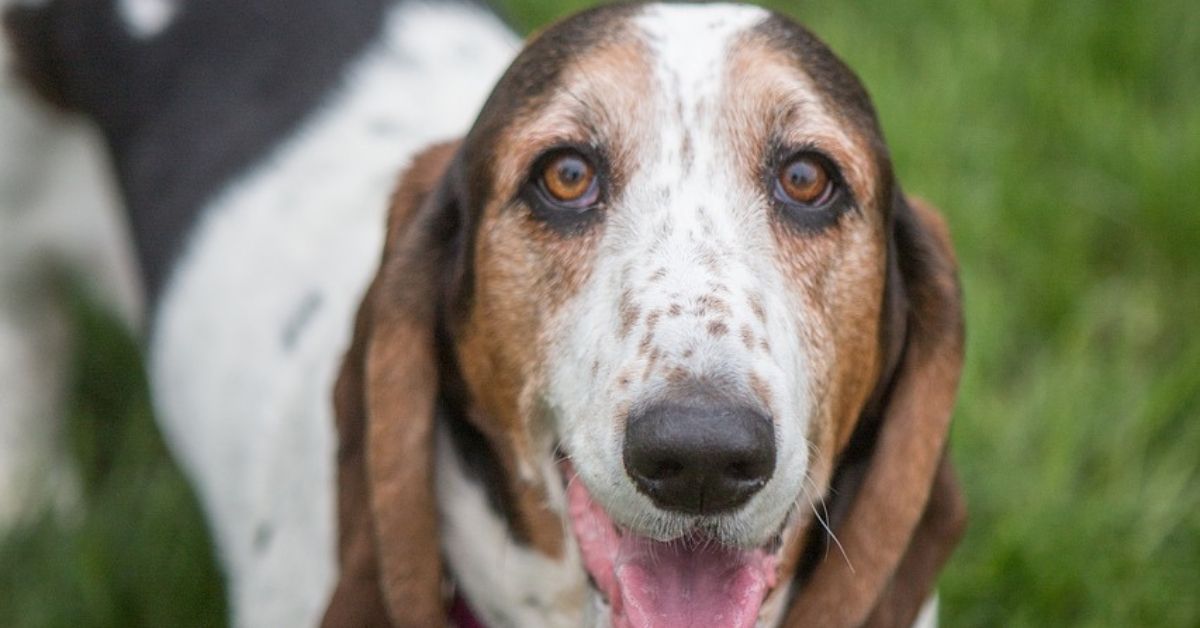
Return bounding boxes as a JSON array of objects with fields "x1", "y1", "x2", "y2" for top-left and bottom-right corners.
[
  {"x1": 148, "y1": 5, "x2": 516, "y2": 624},
  {"x1": 0, "y1": 16, "x2": 138, "y2": 526},
  {"x1": 5, "y1": 0, "x2": 515, "y2": 624},
  {"x1": 4, "y1": 1, "x2": 965, "y2": 627}
]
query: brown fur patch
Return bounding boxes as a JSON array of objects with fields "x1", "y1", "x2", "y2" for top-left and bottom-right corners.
[
  {"x1": 721, "y1": 29, "x2": 881, "y2": 208},
  {"x1": 645, "y1": 309, "x2": 662, "y2": 332},
  {"x1": 479, "y1": 28, "x2": 652, "y2": 217},
  {"x1": 749, "y1": 293, "x2": 767, "y2": 323},
  {"x1": 444, "y1": 34, "x2": 660, "y2": 560},
  {"x1": 618, "y1": 289, "x2": 640, "y2": 337},
  {"x1": 748, "y1": 372, "x2": 774, "y2": 415},
  {"x1": 642, "y1": 348, "x2": 663, "y2": 381},
  {"x1": 740, "y1": 324, "x2": 756, "y2": 351},
  {"x1": 324, "y1": 141, "x2": 461, "y2": 628},
  {"x1": 695, "y1": 294, "x2": 731, "y2": 317},
  {"x1": 638, "y1": 331, "x2": 655, "y2": 356},
  {"x1": 665, "y1": 365, "x2": 689, "y2": 385},
  {"x1": 785, "y1": 198, "x2": 965, "y2": 625}
]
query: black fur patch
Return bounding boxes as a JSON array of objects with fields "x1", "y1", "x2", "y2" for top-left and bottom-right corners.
[
  {"x1": 3, "y1": 0, "x2": 426, "y2": 301},
  {"x1": 753, "y1": 13, "x2": 886, "y2": 149}
]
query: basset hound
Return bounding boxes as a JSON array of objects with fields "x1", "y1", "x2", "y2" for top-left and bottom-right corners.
[{"x1": 4, "y1": 0, "x2": 966, "y2": 626}]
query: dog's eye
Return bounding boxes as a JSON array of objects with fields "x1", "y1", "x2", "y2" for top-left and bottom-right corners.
[
  {"x1": 776, "y1": 154, "x2": 834, "y2": 207},
  {"x1": 539, "y1": 151, "x2": 598, "y2": 207},
  {"x1": 522, "y1": 146, "x2": 606, "y2": 232}
]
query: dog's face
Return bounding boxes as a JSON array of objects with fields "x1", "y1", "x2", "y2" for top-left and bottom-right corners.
[
  {"x1": 331, "y1": 3, "x2": 962, "y2": 627},
  {"x1": 447, "y1": 3, "x2": 893, "y2": 624}
]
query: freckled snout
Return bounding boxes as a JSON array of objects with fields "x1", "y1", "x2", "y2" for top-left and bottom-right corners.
[{"x1": 623, "y1": 401, "x2": 775, "y2": 515}]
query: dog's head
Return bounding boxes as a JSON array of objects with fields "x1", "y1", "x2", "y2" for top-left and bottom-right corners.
[{"x1": 325, "y1": 3, "x2": 965, "y2": 627}]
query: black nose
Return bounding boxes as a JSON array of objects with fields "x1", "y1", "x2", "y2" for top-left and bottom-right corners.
[{"x1": 623, "y1": 402, "x2": 775, "y2": 515}]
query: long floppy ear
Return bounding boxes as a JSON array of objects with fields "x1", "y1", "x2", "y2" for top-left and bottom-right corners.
[
  {"x1": 322, "y1": 141, "x2": 463, "y2": 628},
  {"x1": 862, "y1": 454, "x2": 967, "y2": 627},
  {"x1": 785, "y1": 196, "x2": 967, "y2": 627}
]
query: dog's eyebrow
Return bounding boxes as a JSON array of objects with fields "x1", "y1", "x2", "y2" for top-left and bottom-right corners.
[
  {"x1": 749, "y1": 15, "x2": 882, "y2": 137},
  {"x1": 757, "y1": 97, "x2": 879, "y2": 206},
  {"x1": 771, "y1": 98, "x2": 829, "y2": 131},
  {"x1": 558, "y1": 87, "x2": 607, "y2": 136}
]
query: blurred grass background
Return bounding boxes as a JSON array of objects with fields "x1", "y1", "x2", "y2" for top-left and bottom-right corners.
[{"x1": 2, "y1": 0, "x2": 1198, "y2": 626}]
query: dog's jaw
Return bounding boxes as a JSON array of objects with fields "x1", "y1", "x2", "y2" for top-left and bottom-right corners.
[{"x1": 565, "y1": 461, "x2": 785, "y2": 628}]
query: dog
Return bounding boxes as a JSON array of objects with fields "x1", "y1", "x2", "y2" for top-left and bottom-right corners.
[{"x1": 4, "y1": 1, "x2": 966, "y2": 627}]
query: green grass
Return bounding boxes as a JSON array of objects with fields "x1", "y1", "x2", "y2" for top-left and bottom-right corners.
[
  {"x1": 3, "y1": 0, "x2": 1198, "y2": 626},
  {"x1": 0, "y1": 289, "x2": 226, "y2": 627}
]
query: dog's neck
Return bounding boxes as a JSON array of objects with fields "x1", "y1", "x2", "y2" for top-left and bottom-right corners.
[{"x1": 435, "y1": 418, "x2": 593, "y2": 628}]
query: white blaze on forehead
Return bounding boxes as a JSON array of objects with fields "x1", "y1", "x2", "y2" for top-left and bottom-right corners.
[
  {"x1": 634, "y1": 3, "x2": 768, "y2": 139},
  {"x1": 635, "y1": 3, "x2": 768, "y2": 73}
]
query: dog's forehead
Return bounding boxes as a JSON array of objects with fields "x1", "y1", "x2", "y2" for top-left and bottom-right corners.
[
  {"x1": 632, "y1": 3, "x2": 770, "y2": 77},
  {"x1": 463, "y1": 3, "x2": 885, "y2": 199}
]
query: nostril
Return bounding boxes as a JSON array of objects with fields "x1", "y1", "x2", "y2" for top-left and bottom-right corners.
[
  {"x1": 726, "y1": 461, "x2": 763, "y2": 482},
  {"x1": 645, "y1": 459, "x2": 684, "y2": 481}
]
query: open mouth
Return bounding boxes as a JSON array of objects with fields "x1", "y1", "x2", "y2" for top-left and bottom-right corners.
[{"x1": 563, "y1": 462, "x2": 784, "y2": 628}]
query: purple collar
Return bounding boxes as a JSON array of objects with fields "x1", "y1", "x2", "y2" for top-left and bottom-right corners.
[{"x1": 449, "y1": 594, "x2": 487, "y2": 628}]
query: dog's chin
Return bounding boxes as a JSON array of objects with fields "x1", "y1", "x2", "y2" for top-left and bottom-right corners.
[{"x1": 561, "y1": 462, "x2": 793, "y2": 628}]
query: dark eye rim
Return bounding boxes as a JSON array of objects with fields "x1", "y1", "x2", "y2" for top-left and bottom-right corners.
[
  {"x1": 520, "y1": 143, "x2": 608, "y2": 231},
  {"x1": 767, "y1": 148, "x2": 854, "y2": 230}
]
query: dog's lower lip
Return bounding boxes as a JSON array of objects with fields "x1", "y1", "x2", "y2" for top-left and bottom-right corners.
[{"x1": 560, "y1": 459, "x2": 788, "y2": 627}]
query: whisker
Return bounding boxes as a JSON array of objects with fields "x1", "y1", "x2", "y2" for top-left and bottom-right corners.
[{"x1": 801, "y1": 469, "x2": 854, "y2": 574}]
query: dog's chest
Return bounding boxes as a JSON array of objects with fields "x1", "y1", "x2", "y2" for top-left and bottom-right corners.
[{"x1": 148, "y1": 4, "x2": 516, "y2": 626}]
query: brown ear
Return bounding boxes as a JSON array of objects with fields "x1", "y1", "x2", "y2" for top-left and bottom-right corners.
[
  {"x1": 322, "y1": 141, "x2": 463, "y2": 628},
  {"x1": 862, "y1": 454, "x2": 967, "y2": 627},
  {"x1": 784, "y1": 197, "x2": 967, "y2": 627}
]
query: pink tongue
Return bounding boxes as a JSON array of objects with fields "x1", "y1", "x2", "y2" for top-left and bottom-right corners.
[
  {"x1": 565, "y1": 466, "x2": 775, "y2": 628},
  {"x1": 613, "y1": 536, "x2": 771, "y2": 628}
]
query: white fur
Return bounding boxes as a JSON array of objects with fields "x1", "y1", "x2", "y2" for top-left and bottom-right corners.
[
  {"x1": 149, "y1": 3, "x2": 517, "y2": 626},
  {"x1": 548, "y1": 4, "x2": 818, "y2": 552},
  {"x1": 913, "y1": 594, "x2": 940, "y2": 628},
  {"x1": 436, "y1": 424, "x2": 588, "y2": 628},
  {"x1": 118, "y1": 0, "x2": 177, "y2": 38}
]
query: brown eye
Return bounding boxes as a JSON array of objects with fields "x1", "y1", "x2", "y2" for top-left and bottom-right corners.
[
  {"x1": 525, "y1": 147, "x2": 606, "y2": 232},
  {"x1": 777, "y1": 155, "x2": 833, "y2": 206},
  {"x1": 540, "y1": 152, "x2": 597, "y2": 205}
]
